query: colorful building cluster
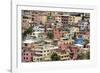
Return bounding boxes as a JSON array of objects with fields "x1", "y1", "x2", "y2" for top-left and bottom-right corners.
[{"x1": 22, "y1": 10, "x2": 90, "y2": 62}]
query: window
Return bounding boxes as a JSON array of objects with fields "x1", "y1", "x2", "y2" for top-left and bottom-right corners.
[
  {"x1": 44, "y1": 54, "x2": 46, "y2": 56},
  {"x1": 23, "y1": 20, "x2": 27, "y2": 23},
  {"x1": 61, "y1": 56, "x2": 63, "y2": 58},
  {"x1": 32, "y1": 18, "x2": 34, "y2": 21},
  {"x1": 23, "y1": 16, "x2": 29, "y2": 19},
  {"x1": 40, "y1": 58, "x2": 42, "y2": 61},
  {"x1": 64, "y1": 56, "x2": 67, "y2": 57},
  {"x1": 24, "y1": 53, "x2": 25, "y2": 55},
  {"x1": 26, "y1": 57, "x2": 28, "y2": 60},
  {"x1": 26, "y1": 53, "x2": 28, "y2": 55},
  {"x1": 38, "y1": 51, "x2": 42, "y2": 53},
  {"x1": 25, "y1": 43, "x2": 27, "y2": 46},
  {"x1": 55, "y1": 32, "x2": 57, "y2": 34},
  {"x1": 37, "y1": 59, "x2": 39, "y2": 60},
  {"x1": 47, "y1": 54, "x2": 49, "y2": 55},
  {"x1": 24, "y1": 57, "x2": 25, "y2": 59}
]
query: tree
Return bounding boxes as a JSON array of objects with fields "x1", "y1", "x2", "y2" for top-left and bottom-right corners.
[
  {"x1": 47, "y1": 32, "x2": 53, "y2": 39},
  {"x1": 47, "y1": 12, "x2": 52, "y2": 20},
  {"x1": 85, "y1": 39, "x2": 89, "y2": 44},
  {"x1": 25, "y1": 26, "x2": 33, "y2": 35},
  {"x1": 77, "y1": 51, "x2": 90, "y2": 60},
  {"x1": 77, "y1": 52, "x2": 84, "y2": 59},
  {"x1": 86, "y1": 51, "x2": 90, "y2": 59},
  {"x1": 50, "y1": 52, "x2": 60, "y2": 61},
  {"x1": 83, "y1": 39, "x2": 89, "y2": 46},
  {"x1": 72, "y1": 32, "x2": 76, "y2": 40},
  {"x1": 22, "y1": 26, "x2": 33, "y2": 39}
]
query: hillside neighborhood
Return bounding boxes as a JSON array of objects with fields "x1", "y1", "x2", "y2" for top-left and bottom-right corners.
[{"x1": 21, "y1": 10, "x2": 90, "y2": 62}]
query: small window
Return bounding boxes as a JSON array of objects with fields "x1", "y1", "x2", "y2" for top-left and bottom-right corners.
[
  {"x1": 64, "y1": 56, "x2": 67, "y2": 57},
  {"x1": 32, "y1": 18, "x2": 34, "y2": 21},
  {"x1": 26, "y1": 57, "x2": 28, "y2": 60},
  {"x1": 25, "y1": 43, "x2": 27, "y2": 46},
  {"x1": 26, "y1": 53, "x2": 28, "y2": 55},
  {"x1": 24, "y1": 57, "x2": 25, "y2": 59}
]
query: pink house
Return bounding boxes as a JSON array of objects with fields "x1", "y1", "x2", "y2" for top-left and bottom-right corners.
[
  {"x1": 53, "y1": 28, "x2": 63, "y2": 40},
  {"x1": 22, "y1": 49, "x2": 33, "y2": 62},
  {"x1": 58, "y1": 41, "x2": 68, "y2": 50},
  {"x1": 70, "y1": 46, "x2": 79, "y2": 60}
]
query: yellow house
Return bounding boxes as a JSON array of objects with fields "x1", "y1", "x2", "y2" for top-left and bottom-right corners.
[{"x1": 57, "y1": 50, "x2": 71, "y2": 60}]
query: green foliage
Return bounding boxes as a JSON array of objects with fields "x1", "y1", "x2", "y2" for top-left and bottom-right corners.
[
  {"x1": 77, "y1": 52, "x2": 84, "y2": 59},
  {"x1": 51, "y1": 52, "x2": 60, "y2": 61},
  {"x1": 84, "y1": 39, "x2": 89, "y2": 45},
  {"x1": 47, "y1": 32, "x2": 53, "y2": 39},
  {"x1": 72, "y1": 32, "x2": 76, "y2": 40},
  {"x1": 77, "y1": 51, "x2": 90, "y2": 60},
  {"x1": 86, "y1": 51, "x2": 90, "y2": 59},
  {"x1": 23, "y1": 27, "x2": 32, "y2": 36}
]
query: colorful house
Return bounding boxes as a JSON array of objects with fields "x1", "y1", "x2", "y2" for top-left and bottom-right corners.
[
  {"x1": 69, "y1": 46, "x2": 79, "y2": 60},
  {"x1": 22, "y1": 49, "x2": 33, "y2": 62},
  {"x1": 53, "y1": 28, "x2": 63, "y2": 40},
  {"x1": 57, "y1": 50, "x2": 71, "y2": 60},
  {"x1": 74, "y1": 35, "x2": 83, "y2": 45},
  {"x1": 33, "y1": 44, "x2": 58, "y2": 62}
]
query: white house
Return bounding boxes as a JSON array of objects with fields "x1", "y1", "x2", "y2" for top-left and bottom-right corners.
[
  {"x1": 32, "y1": 25, "x2": 45, "y2": 38},
  {"x1": 33, "y1": 44, "x2": 59, "y2": 62}
]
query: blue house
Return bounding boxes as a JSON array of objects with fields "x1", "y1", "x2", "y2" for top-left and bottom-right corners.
[{"x1": 74, "y1": 35, "x2": 83, "y2": 45}]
